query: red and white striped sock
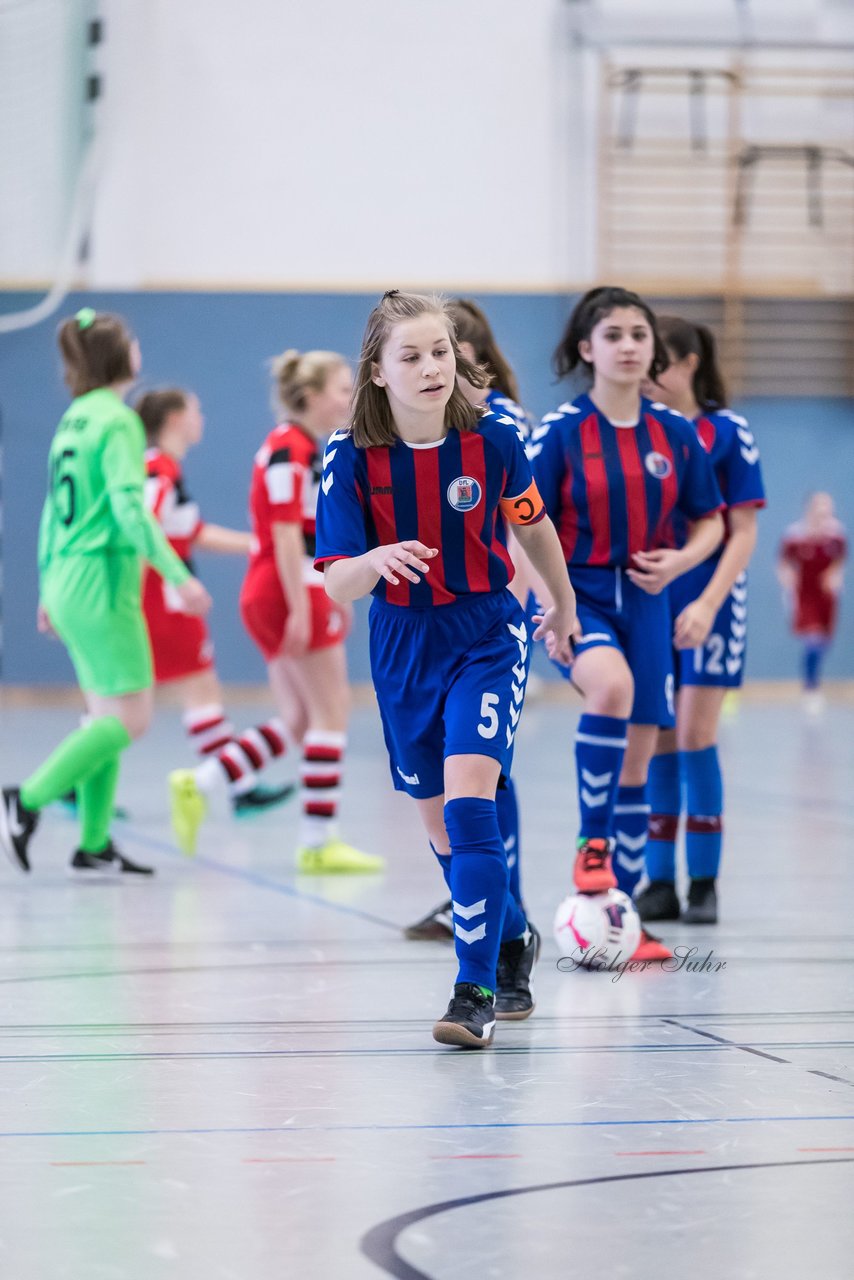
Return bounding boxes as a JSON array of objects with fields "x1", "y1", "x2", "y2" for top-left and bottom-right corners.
[
  {"x1": 299, "y1": 731, "x2": 346, "y2": 848},
  {"x1": 184, "y1": 704, "x2": 235, "y2": 758},
  {"x1": 217, "y1": 718, "x2": 289, "y2": 796},
  {"x1": 186, "y1": 705, "x2": 289, "y2": 797}
]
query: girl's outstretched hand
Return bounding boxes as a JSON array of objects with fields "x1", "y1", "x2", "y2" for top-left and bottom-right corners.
[{"x1": 367, "y1": 541, "x2": 438, "y2": 587}]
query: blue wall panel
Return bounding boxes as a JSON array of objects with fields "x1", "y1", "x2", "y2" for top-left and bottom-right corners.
[{"x1": 1, "y1": 291, "x2": 852, "y2": 684}]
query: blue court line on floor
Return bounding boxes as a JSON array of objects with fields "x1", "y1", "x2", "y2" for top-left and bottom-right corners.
[
  {"x1": 111, "y1": 820, "x2": 402, "y2": 932},
  {"x1": 2, "y1": 1115, "x2": 854, "y2": 1139}
]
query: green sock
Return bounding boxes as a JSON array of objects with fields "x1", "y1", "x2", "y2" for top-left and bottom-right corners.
[
  {"x1": 20, "y1": 717, "x2": 132, "y2": 812},
  {"x1": 78, "y1": 753, "x2": 121, "y2": 855}
]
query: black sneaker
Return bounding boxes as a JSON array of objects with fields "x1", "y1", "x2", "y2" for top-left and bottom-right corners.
[
  {"x1": 433, "y1": 983, "x2": 496, "y2": 1049},
  {"x1": 0, "y1": 788, "x2": 39, "y2": 872},
  {"x1": 495, "y1": 924, "x2": 541, "y2": 1021},
  {"x1": 70, "y1": 840, "x2": 154, "y2": 877},
  {"x1": 682, "y1": 877, "x2": 718, "y2": 924},
  {"x1": 232, "y1": 782, "x2": 296, "y2": 816},
  {"x1": 635, "y1": 880, "x2": 681, "y2": 922},
  {"x1": 404, "y1": 899, "x2": 454, "y2": 941},
  {"x1": 58, "y1": 790, "x2": 130, "y2": 820}
]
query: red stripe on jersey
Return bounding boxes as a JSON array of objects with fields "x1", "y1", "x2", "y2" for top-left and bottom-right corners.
[
  {"x1": 615, "y1": 427, "x2": 649, "y2": 559},
  {"x1": 557, "y1": 456, "x2": 578, "y2": 561},
  {"x1": 412, "y1": 447, "x2": 454, "y2": 605},
  {"x1": 695, "y1": 416, "x2": 716, "y2": 454},
  {"x1": 459, "y1": 433, "x2": 491, "y2": 592},
  {"x1": 579, "y1": 414, "x2": 611, "y2": 566},
  {"x1": 366, "y1": 449, "x2": 409, "y2": 606},
  {"x1": 645, "y1": 413, "x2": 678, "y2": 537}
]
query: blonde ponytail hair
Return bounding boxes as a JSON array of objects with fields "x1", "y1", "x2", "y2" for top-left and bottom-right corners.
[{"x1": 272, "y1": 349, "x2": 348, "y2": 419}]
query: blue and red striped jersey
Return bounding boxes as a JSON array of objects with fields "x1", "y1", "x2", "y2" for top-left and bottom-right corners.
[
  {"x1": 314, "y1": 410, "x2": 544, "y2": 607},
  {"x1": 484, "y1": 388, "x2": 533, "y2": 439},
  {"x1": 528, "y1": 394, "x2": 723, "y2": 568},
  {"x1": 666, "y1": 409, "x2": 766, "y2": 553}
]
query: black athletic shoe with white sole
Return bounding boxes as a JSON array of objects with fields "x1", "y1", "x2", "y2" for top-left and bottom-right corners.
[
  {"x1": 433, "y1": 983, "x2": 496, "y2": 1049},
  {"x1": 495, "y1": 923, "x2": 541, "y2": 1020},
  {"x1": 0, "y1": 788, "x2": 39, "y2": 872},
  {"x1": 70, "y1": 840, "x2": 154, "y2": 877}
]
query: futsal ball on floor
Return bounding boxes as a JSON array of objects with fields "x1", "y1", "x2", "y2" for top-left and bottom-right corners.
[{"x1": 553, "y1": 890, "x2": 641, "y2": 964}]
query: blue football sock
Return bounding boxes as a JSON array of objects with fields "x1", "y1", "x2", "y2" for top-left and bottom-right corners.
[
  {"x1": 444, "y1": 797, "x2": 510, "y2": 992},
  {"x1": 432, "y1": 845, "x2": 452, "y2": 892},
  {"x1": 496, "y1": 776, "x2": 522, "y2": 906},
  {"x1": 574, "y1": 713, "x2": 628, "y2": 841},
  {"x1": 683, "y1": 746, "x2": 723, "y2": 880},
  {"x1": 646, "y1": 751, "x2": 681, "y2": 882},
  {"x1": 803, "y1": 642, "x2": 827, "y2": 690},
  {"x1": 613, "y1": 784, "x2": 650, "y2": 898}
]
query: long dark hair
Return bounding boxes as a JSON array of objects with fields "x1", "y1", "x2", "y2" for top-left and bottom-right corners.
[
  {"x1": 552, "y1": 286, "x2": 668, "y2": 383},
  {"x1": 349, "y1": 291, "x2": 489, "y2": 449},
  {"x1": 657, "y1": 315, "x2": 728, "y2": 411},
  {"x1": 447, "y1": 298, "x2": 521, "y2": 402}
]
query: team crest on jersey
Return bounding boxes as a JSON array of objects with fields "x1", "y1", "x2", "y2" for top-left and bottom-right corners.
[
  {"x1": 644, "y1": 451, "x2": 672, "y2": 480},
  {"x1": 447, "y1": 475, "x2": 482, "y2": 512}
]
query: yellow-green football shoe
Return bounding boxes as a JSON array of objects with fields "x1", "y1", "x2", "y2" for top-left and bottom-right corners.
[
  {"x1": 168, "y1": 769, "x2": 207, "y2": 856},
  {"x1": 296, "y1": 839, "x2": 384, "y2": 874}
]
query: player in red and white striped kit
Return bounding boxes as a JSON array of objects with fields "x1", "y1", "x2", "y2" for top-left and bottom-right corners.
[
  {"x1": 169, "y1": 354, "x2": 379, "y2": 872},
  {"x1": 239, "y1": 350, "x2": 381, "y2": 874},
  {"x1": 135, "y1": 389, "x2": 293, "y2": 841},
  {"x1": 777, "y1": 491, "x2": 847, "y2": 712}
]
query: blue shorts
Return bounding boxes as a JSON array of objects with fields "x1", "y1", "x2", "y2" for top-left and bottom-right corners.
[
  {"x1": 670, "y1": 563, "x2": 748, "y2": 689},
  {"x1": 368, "y1": 591, "x2": 530, "y2": 799},
  {"x1": 554, "y1": 566, "x2": 676, "y2": 728}
]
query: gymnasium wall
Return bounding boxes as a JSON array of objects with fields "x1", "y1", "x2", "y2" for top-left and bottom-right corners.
[{"x1": 2, "y1": 288, "x2": 852, "y2": 685}]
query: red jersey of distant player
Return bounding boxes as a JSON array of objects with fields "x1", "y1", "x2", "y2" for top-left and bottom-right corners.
[
  {"x1": 779, "y1": 517, "x2": 847, "y2": 637},
  {"x1": 143, "y1": 448, "x2": 215, "y2": 682},
  {"x1": 240, "y1": 422, "x2": 348, "y2": 661}
]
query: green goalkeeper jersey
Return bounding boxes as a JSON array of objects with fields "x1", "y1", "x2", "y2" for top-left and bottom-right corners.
[{"x1": 38, "y1": 387, "x2": 190, "y2": 587}]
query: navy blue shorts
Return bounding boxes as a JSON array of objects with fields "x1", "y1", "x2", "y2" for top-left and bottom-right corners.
[
  {"x1": 670, "y1": 563, "x2": 748, "y2": 689},
  {"x1": 368, "y1": 591, "x2": 530, "y2": 799},
  {"x1": 553, "y1": 566, "x2": 676, "y2": 728}
]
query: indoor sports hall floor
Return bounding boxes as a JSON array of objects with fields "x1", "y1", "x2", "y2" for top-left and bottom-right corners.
[{"x1": 0, "y1": 689, "x2": 852, "y2": 1279}]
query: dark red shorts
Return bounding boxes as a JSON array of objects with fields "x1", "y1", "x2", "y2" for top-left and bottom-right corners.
[
  {"x1": 794, "y1": 590, "x2": 837, "y2": 638},
  {"x1": 240, "y1": 559, "x2": 348, "y2": 662},
  {"x1": 143, "y1": 573, "x2": 215, "y2": 683}
]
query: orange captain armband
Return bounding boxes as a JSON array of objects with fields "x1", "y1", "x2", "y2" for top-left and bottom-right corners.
[{"x1": 500, "y1": 479, "x2": 545, "y2": 526}]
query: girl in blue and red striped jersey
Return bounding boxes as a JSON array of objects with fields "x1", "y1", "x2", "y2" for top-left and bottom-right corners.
[
  {"x1": 403, "y1": 297, "x2": 534, "y2": 943},
  {"x1": 637, "y1": 317, "x2": 765, "y2": 926},
  {"x1": 315, "y1": 290, "x2": 576, "y2": 1048},
  {"x1": 530, "y1": 287, "x2": 723, "y2": 959}
]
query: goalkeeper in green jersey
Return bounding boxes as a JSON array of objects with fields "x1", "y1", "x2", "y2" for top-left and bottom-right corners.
[{"x1": 0, "y1": 308, "x2": 210, "y2": 876}]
